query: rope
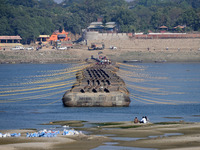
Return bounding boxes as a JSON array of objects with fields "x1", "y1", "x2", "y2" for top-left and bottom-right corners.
[
  {"x1": 40, "y1": 99, "x2": 61, "y2": 106},
  {"x1": 0, "y1": 80, "x2": 75, "y2": 97},
  {"x1": 0, "y1": 63, "x2": 89, "y2": 87},
  {"x1": 0, "y1": 88, "x2": 71, "y2": 103},
  {"x1": 130, "y1": 95, "x2": 154, "y2": 104},
  {"x1": 131, "y1": 94, "x2": 175, "y2": 105}
]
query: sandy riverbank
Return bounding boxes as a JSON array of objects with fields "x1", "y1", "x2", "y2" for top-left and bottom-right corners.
[
  {"x1": 0, "y1": 45, "x2": 200, "y2": 64},
  {"x1": 1, "y1": 121, "x2": 200, "y2": 150}
]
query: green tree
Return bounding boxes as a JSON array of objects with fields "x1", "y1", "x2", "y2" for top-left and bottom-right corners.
[
  {"x1": 0, "y1": 0, "x2": 200, "y2": 43},
  {"x1": 7, "y1": 0, "x2": 38, "y2": 7},
  {"x1": 0, "y1": 16, "x2": 14, "y2": 35},
  {"x1": 177, "y1": 9, "x2": 200, "y2": 31}
]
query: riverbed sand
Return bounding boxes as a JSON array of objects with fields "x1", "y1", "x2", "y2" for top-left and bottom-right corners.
[
  {"x1": 0, "y1": 44, "x2": 200, "y2": 64},
  {"x1": 1, "y1": 121, "x2": 200, "y2": 150}
]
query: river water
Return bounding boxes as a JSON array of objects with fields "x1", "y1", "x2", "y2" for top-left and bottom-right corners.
[{"x1": 0, "y1": 63, "x2": 200, "y2": 130}]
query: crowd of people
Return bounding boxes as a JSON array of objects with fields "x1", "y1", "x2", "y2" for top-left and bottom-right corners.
[{"x1": 134, "y1": 116, "x2": 149, "y2": 124}]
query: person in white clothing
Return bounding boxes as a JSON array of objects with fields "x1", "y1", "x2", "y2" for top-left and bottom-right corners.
[
  {"x1": 145, "y1": 116, "x2": 149, "y2": 123},
  {"x1": 140, "y1": 116, "x2": 147, "y2": 123}
]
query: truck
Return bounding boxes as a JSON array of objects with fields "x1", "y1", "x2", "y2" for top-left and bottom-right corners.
[{"x1": 88, "y1": 43, "x2": 105, "y2": 50}]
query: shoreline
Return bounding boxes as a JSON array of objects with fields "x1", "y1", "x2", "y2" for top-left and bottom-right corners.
[
  {"x1": 0, "y1": 47, "x2": 200, "y2": 64},
  {"x1": 1, "y1": 121, "x2": 200, "y2": 150}
]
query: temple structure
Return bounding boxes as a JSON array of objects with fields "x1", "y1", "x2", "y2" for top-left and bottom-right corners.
[{"x1": 49, "y1": 29, "x2": 71, "y2": 42}]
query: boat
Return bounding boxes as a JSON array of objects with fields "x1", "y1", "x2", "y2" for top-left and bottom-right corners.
[
  {"x1": 154, "y1": 60, "x2": 167, "y2": 63},
  {"x1": 62, "y1": 57, "x2": 130, "y2": 107},
  {"x1": 123, "y1": 60, "x2": 143, "y2": 63}
]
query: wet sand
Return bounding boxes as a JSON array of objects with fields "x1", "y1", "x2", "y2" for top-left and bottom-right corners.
[{"x1": 1, "y1": 121, "x2": 200, "y2": 150}]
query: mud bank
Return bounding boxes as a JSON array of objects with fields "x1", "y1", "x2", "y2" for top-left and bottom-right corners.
[
  {"x1": 1, "y1": 121, "x2": 200, "y2": 150},
  {"x1": 0, "y1": 46, "x2": 200, "y2": 64}
]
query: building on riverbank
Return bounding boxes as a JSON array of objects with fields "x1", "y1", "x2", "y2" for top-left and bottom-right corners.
[
  {"x1": 49, "y1": 29, "x2": 71, "y2": 42},
  {"x1": 36, "y1": 35, "x2": 50, "y2": 45},
  {"x1": 87, "y1": 22, "x2": 118, "y2": 33},
  {"x1": 0, "y1": 36, "x2": 22, "y2": 47}
]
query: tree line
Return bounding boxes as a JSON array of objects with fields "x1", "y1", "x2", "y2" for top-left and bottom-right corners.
[{"x1": 0, "y1": 0, "x2": 200, "y2": 44}]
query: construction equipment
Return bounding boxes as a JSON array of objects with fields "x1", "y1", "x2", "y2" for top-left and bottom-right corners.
[{"x1": 88, "y1": 43, "x2": 105, "y2": 50}]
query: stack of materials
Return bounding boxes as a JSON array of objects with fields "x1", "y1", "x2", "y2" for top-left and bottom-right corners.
[
  {"x1": 0, "y1": 133, "x2": 21, "y2": 138},
  {"x1": 62, "y1": 129, "x2": 82, "y2": 135},
  {"x1": 26, "y1": 129, "x2": 60, "y2": 138},
  {"x1": 0, "y1": 129, "x2": 82, "y2": 138}
]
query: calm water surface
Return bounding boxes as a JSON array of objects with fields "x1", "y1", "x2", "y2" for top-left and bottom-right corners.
[{"x1": 0, "y1": 63, "x2": 200, "y2": 130}]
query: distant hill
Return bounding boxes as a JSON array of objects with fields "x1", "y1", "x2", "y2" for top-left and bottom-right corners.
[{"x1": 54, "y1": 0, "x2": 134, "y2": 2}]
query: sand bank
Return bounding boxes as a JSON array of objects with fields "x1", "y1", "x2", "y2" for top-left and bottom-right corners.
[
  {"x1": 0, "y1": 44, "x2": 200, "y2": 64},
  {"x1": 1, "y1": 121, "x2": 200, "y2": 150}
]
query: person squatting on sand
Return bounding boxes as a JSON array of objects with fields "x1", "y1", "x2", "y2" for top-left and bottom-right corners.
[{"x1": 134, "y1": 117, "x2": 139, "y2": 123}]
